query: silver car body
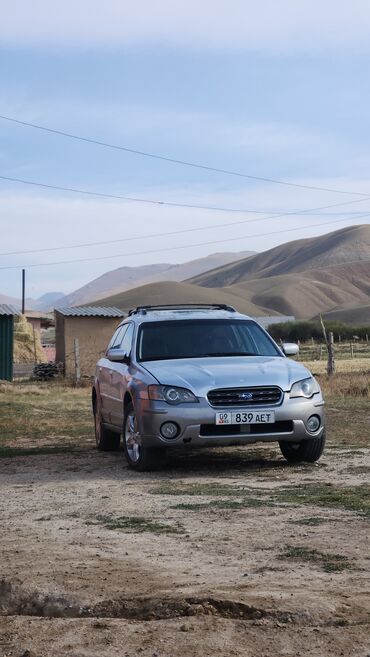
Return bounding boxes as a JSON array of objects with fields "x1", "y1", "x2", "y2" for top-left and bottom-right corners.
[{"x1": 93, "y1": 308, "x2": 325, "y2": 449}]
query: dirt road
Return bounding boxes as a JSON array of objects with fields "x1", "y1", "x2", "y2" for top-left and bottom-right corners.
[{"x1": 1, "y1": 437, "x2": 369, "y2": 657}]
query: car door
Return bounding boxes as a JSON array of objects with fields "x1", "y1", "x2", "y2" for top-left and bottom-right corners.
[
  {"x1": 99, "y1": 324, "x2": 128, "y2": 422},
  {"x1": 109, "y1": 323, "x2": 135, "y2": 428}
]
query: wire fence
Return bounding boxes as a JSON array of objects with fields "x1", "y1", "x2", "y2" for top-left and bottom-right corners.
[{"x1": 295, "y1": 340, "x2": 370, "y2": 361}]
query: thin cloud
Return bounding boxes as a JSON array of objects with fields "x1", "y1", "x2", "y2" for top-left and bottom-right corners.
[{"x1": 1, "y1": 0, "x2": 370, "y2": 51}]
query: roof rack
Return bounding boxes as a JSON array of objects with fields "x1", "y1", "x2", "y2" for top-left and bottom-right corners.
[{"x1": 128, "y1": 303, "x2": 236, "y2": 316}]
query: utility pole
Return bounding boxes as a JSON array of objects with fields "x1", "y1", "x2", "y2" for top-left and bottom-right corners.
[{"x1": 21, "y1": 268, "x2": 25, "y2": 315}]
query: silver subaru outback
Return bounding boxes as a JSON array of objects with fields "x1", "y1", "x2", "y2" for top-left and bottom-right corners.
[{"x1": 92, "y1": 304, "x2": 325, "y2": 471}]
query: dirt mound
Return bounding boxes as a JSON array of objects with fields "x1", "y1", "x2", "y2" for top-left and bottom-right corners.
[{"x1": 0, "y1": 579, "x2": 313, "y2": 625}]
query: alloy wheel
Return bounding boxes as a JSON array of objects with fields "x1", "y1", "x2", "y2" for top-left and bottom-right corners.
[{"x1": 125, "y1": 411, "x2": 142, "y2": 463}]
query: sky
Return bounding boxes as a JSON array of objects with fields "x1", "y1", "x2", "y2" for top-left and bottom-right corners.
[{"x1": 1, "y1": 0, "x2": 370, "y2": 299}]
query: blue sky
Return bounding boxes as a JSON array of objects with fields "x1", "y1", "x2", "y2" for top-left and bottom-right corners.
[{"x1": 1, "y1": 0, "x2": 370, "y2": 298}]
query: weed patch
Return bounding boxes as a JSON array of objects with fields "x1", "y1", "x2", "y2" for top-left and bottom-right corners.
[
  {"x1": 279, "y1": 545, "x2": 353, "y2": 572},
  {"x1": 89, "y1": 514, "x2": 184, "y2": 535},
  {"x1": 274, "y1": 483, "x2": 370, "y2": 518},
  {"x1": 172, "y1": 497, "x2": 274, "y2": 511},
  {"x1": 288, "y1": 516, "x2": 335, "y2": 526}
]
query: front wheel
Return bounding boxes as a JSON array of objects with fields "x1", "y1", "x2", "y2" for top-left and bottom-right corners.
[
  {"x1": 279, "y1": 433, "x2": 326, "y2": 463},
  {"x1": 123, "y1": 402, "x2": 166, "y2": 471}
]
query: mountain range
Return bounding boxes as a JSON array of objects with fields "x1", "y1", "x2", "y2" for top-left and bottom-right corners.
[
  {"x1": 93, "y1": 224, "x2": 370, "y2": 323},
  {"x1": 2, "y1": 251, "x2": 253, "y2": 311},
  {"x1": 2, "y1": 225, "x2": 370, "y2": 323}
]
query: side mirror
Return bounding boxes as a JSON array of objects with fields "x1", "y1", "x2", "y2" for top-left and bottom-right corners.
[
  {"x1": 282, "y1": 342, "x2": 299, "y2": 356},
  {"x1": 107, "y1": 348, "x2": 130, "y2": 363}
]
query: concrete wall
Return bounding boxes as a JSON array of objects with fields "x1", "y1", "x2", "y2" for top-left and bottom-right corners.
[{"x1": 61, "y1": 316, "x2": 121, "y2": 378}]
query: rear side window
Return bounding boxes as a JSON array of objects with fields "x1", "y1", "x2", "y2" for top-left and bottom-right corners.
[
  {"x1": 108, "y1": 324, "x2": 128, "y2": 351},
  {"x1": 120, "y1": 323, "x2": 135, "y2": 356}
]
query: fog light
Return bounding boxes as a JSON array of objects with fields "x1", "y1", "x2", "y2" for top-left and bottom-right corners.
[
  {"x1": 306, "y1": 415, "x2": 320, "y2": 433},
  {"x1": 160, "y1": 422, "x2": 180, "y2": 439}
]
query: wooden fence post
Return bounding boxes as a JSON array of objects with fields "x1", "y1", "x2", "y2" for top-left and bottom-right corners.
[
  {"x1": 74, "y1": 338, "x2": 81, "y2": 385},
  {"x1": 319, "y1": 315, "x2": 335, "y2": 376},
  {"x1": 327, "y1": 331, "x2": 335, "y2": 376}
]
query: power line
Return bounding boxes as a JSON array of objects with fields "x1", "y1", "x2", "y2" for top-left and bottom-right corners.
[
  {"x1": 1, "y1": 173, "x2": 370, "y2": 219},
  {"x1": 0, "y1": 215, "x2": 368, "y2": 271},
  {"x1": 0, "y1": 113, "x2": 367, "y2": 197},
  {"x1": 6, "y1": 173, "x2": 344, "y2": 212},
  {"x1": 0, "y1": 207, "x2": 370, "y2": 259},
  {"x1": 1, "y1": 174, "x2": 370, "y2": 258},
  {"x1": 0, "y1": 192, "x2": 369, "y2": 257}
]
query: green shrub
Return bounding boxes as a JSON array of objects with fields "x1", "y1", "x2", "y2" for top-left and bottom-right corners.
[{"x1": 267, "y1": 320, "x2": 370, "y2": 342}]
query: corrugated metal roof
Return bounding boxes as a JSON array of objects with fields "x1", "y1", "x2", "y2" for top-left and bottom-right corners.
[
  {"x1": 0, "y1": 304, "x2": 20, "y2": 316},
  {"x1": 55, "y1": 306, "x2": 125, "y2": 318}
]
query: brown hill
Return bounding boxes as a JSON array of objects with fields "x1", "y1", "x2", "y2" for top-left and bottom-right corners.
[
  {"x1": 184, "y1": 224, "x2": 370, "y2": 321},
  {"x1": 95, "y1": 280, "x2": 276, "y2": 317},
  {"x1": 321, "y1": 304, "x2": 370, "y2": 325},
  {"x1": 227, "y1": 261, "x2": 370, "y2": 319},
  {"x1": 189, "y1": 224, "x2": 370, "y2": 287},
  {"x1": 61, "y1": 251, "x2": 254, "y2": 307}
]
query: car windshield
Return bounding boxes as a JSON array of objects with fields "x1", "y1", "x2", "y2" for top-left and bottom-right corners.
[{"x1": 137, "y1": 319, "x2": 280, "y2": 361}]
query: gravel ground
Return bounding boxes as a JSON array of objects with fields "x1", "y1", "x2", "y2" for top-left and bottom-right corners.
[{"x1": 1, "y1": 437, "x2": 369, "y2": 657}]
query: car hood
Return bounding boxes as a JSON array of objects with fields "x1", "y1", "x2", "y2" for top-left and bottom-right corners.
[{"x1": 141, "y1": 356, "x2": 312, "y2": 395}]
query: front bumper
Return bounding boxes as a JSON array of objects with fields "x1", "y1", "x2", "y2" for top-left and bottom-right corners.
[{"x1": 134, "y1": 393, "x2": 325, "y2": 448}]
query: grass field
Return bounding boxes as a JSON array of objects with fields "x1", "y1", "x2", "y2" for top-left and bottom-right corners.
[{"x1": 0, "y1": 382, "x2": 93, "y2": 456}]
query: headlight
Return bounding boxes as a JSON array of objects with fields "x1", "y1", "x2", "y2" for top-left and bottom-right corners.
[
  {"x1": 148, "y1": 385, "x2": 198, "y2": 405},
  {"x1": 290, "y1": 377, "x2": 320, "y2": 399}
]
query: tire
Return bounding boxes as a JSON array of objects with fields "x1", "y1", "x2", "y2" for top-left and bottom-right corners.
[
  {"x1": 93, "y1": 397, "x2": 120, "y2": 451},
  {"x1": 279, "y1": 433, "x2": 326, "y2": 463},
  {"x1": 123, "y1": 401, "x2": 166, "y2": 471}
]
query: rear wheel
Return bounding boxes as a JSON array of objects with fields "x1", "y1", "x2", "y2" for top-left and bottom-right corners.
[
  {"x1": 94, "y1": 397, "x2": 120, "y2": 451},
  {"x1": 279, "y1": 433, "x2": 326, "y2": 463},
  {"x1": 123, "y1": 402, "x2": 166, "y2": 471}
]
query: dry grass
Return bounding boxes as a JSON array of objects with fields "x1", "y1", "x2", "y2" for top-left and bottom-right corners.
[
  {"x1": 314, "y1": 370, "x2": 370, "y2": 399},
  {"x1": 302, "y1": 357, "x2": 370, "y2": 376},
  {"x1": 0, "y1": 382, "x2": 93, "y2": 456}
]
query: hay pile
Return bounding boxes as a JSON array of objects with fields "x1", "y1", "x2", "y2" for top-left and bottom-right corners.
[{"x1": 13, "y1": 315, "x2": 47, "y2": 364}]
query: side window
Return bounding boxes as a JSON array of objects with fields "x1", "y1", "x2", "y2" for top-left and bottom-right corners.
[
  {"x1": 108, "y1": 324, "x2": 128, "y2": 351},
  {"x1": 120, "y1": 323, "x2": 135, "y2": 357}
]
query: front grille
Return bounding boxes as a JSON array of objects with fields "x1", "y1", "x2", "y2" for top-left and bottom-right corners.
[
  {"x1": 200, "y1": 421, "x2": 293, "y2": 436},
  {"x1": 207, "y1": 386, "x2": 282, "y2": 407}
]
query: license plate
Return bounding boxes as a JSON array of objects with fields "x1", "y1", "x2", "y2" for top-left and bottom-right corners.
[{"x1": 215, "y1": 411, "x2": 275, "y2": 425}]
